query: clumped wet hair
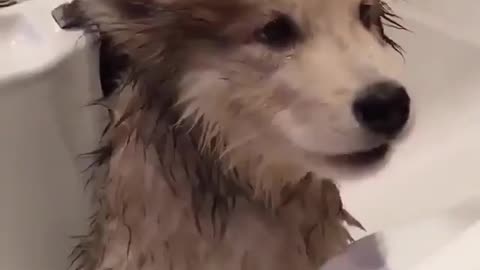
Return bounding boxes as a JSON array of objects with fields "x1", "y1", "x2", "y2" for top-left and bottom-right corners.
[
  {"x1": 65, "y1": 0, "x2": 406, "y2": 269},
  {"x1": 359, "y1": 0, "x2": 408, "y2": 54}
]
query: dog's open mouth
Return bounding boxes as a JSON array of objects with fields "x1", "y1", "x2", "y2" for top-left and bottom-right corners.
[{"x1": 327, "y1": 144, "x2": 390, "y2": 166}]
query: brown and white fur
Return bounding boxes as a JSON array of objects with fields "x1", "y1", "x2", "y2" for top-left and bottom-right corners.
[{"x1": 70, "y1": 0, "x2": 410, "y2": 269}]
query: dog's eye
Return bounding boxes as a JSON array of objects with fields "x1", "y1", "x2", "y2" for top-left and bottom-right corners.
[
  {"x1": 359, "y1": 3, "x2": 382, "y2": 29},
  {"x1": 255, "y1": 15, "x2": 299, "y2": 49}
]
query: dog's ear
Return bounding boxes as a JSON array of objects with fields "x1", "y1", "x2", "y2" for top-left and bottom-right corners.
[
  {"x1": 73, "y1": 0, "x2": 162, "y2": 32},
  {"x1": 72, "y1": 0, "x2": 258, "y2": 98},
  {"x1": 72, "y1": 0, "x2": 173, "y2": 67},
  {"x1": 73, "y1": 0, "x2": 255, "y2": 62}
]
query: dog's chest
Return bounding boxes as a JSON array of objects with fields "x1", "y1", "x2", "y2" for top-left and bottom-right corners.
[
  {"x1": 84, "y1": 135, "x2": 354, "y2": 270},
  {"x1": 92, "y1": 180, "x2": 352, "y2": 270}
]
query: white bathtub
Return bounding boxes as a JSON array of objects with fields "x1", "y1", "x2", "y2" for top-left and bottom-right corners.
[
  {"x1": 0, "y1": 1, "x2": 102, "y2": 270},
  {"x1": 1, "y1": 0, "x2": 479, "y2": 270}
]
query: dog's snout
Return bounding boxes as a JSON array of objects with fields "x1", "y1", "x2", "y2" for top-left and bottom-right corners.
[{"x1": 353, "y1": 81, "x2": 410, "y2": 136}]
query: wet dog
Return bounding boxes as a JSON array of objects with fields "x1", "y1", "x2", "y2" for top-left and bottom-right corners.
[{"x1": 71, "y1": 0, "x2": 410, "y2": 269}]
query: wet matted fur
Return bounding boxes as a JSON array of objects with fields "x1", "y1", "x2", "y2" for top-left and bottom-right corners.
[{"x1": 70, "y1": 0, "x2": 407, "y2": 269}]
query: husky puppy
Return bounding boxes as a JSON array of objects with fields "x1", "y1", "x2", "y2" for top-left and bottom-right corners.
[{"x1": 71, "y1": 0, "x2": 410, "y2": 269}]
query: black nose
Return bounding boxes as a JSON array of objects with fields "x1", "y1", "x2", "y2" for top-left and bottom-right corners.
[{"x1": 353, "y1": 81, "x2": 410, "y2": 136}]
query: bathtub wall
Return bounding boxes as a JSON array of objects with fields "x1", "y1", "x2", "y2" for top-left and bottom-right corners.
[{"x1": 0, "y1": 2, "x2": 104, "y2": 268}]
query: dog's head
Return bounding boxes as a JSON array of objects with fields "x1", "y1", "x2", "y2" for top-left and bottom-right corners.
[{"x1": 80, "y1": 0, "x2": 411, "y2": 179}]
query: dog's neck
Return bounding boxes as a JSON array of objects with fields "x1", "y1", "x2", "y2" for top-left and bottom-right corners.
[{"x1": 221, "y1": 139, "x2": 311, "y2": 207}]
